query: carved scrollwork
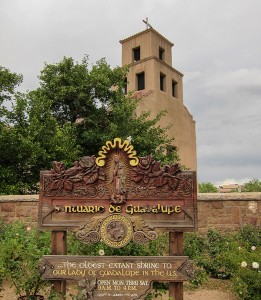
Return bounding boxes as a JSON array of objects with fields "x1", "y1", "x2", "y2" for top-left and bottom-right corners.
[
  {"x1": 75, "y1": 217, "x2": 102, "y2": 244},
  {"x1": 131, "y1": 216, "x2": 158, "y2": 244},
  {"x1": 38, "y1": 258, "x2": 53, "y2": 275},
  {"x1": 133, "y1": 230, "x2": 158, "y2": 243},
  {"x1": 75, "y1": 216, "x2": 157, "y2": 247},
  {"x1": 78, "y1": 278, "x2": 97, "y2": 300},
  {"x1": 38, "y1": 259, "x2": 46, "y2": 275},
  {"x1": 177, "y1": 260, "x2": 195, "y2": 278},
  {"x1": 128, "y1": 155, "x2": 189, "y2": 198},
  {"x1": 43, "y1": 156, "x2": 106, "y2": 197},
  {"x1": 76, "y1": 230, "x2": 100, "y2": 244},
  {"x1": 131, "y1": 155, "x2": 181, "y2": 186},
  {"x1": 176, "y1": 176, "x2": 193, "y2": 197}
]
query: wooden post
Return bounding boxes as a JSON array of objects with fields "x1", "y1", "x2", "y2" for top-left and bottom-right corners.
[
  {"x1": 169, "y1": 232, "x2": 184, "y2": 300},
  {"x1": 51, "y1": 231, "x2": 67, "y2": 297}
]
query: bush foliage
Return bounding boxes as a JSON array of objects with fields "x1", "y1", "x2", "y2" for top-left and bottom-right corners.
[
  {"x1": 0, "y1": 221, "x2": 260, "y2": 299},
  {"x1": 184, "y1": 226, "x2": 261, "y2": 299}
]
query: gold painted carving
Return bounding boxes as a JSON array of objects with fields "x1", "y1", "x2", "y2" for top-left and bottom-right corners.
[
  {"x1": 75, "y1": 215, "x2": 158, "y2": 248},
  {"x1": 96, "y1": 138, "x2": 139, "y2": 167},
  {"x1": 100, "y1": 215, "x2": 133, "y2": 248}
]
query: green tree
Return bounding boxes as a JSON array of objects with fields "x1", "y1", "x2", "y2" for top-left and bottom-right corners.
[
  {"x1": 37, "y1": 56, "x2": 178, "y2": 160},
  {"x1": 242, "y1": 179, "x2": 261, "y2": 192},
  {"x1": 0, "y1": 70, "x2": 80, "y2": 194},
  {"x1": 0, "y1": 66, "x2": 22, "y2": 128},
  {"x1": 0, "y1": 57, "x2": 179, "y2": 194},
  {"x1": 0, "y1": 91, "x2": 80, "y2": 194},
  {"x1": 0, "y1": 67, "x2": 24, "y2": 194},
  {"x1": 0, "y1": 66, "x2": 22, "y2": 104},
  {"x1": 198, "y1": 182, "x2": 218, "y2": 193}
]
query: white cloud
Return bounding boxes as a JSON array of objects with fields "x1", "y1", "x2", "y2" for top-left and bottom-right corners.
[
  {"x1": 202, "y1": 68, "x2": 261, "y2": 97},
  {"x1": 1, "y1": 0, "x2": 261, "y2": 184},
  {"x1": 215, "y1": 178, "x2": 253, "y2": 186}
]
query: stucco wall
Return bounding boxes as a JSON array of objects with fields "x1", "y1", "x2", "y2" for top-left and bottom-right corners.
[{"x1": 0, "y1": 193, "x2": 260, "y2": 233}]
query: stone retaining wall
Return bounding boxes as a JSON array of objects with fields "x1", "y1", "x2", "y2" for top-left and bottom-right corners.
[
  {"x1": 197, "y1": 193, "x2": 261, "y2": 233},
  {"x1": 0, "y1": 193, "x2": 260, "y2": 233},
  {"x1": 0, "y1": 195, "x2": 39, "y2": 225}
]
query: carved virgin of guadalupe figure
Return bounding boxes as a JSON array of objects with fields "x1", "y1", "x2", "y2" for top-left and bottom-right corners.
[{"x1": 110, "y1": 155, "x2": 126, "y2": 203}]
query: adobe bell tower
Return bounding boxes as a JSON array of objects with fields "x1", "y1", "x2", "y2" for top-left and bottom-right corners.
[{"x1": 120, "y1": 28, "x2": 197, "y2": 171}]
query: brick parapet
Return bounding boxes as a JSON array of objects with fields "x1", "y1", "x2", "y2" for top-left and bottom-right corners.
[{"x1": 0, "y1": 193, "x2": 260, "y2": 232}]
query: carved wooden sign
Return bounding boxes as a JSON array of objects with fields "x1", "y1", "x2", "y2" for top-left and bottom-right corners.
[
  {"x1": 39, "y1": 255, "x2": 193, "y2": 300},
  {"x1": 39, "y1": 138, "x2": 197, "y2": 248}
]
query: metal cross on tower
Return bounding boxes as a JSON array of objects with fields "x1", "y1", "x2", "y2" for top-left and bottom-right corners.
[{"x1": 142, "y1": 17, "x2": 152, "y2": 29}]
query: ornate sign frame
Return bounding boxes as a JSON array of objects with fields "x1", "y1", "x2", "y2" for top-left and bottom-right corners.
[
  {"x1": 39, "y1": 138, "x2": 197, "y2": 240},
  {"x1": 39, "y1": 255, "x2": 193, "y2": 300},
  {"x1": 38, "y1": 138, "x2": 197, "y2": 299}
]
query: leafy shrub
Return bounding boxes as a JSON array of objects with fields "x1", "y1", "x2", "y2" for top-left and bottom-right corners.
[
  {"x1": 185, "y1": 226, "x2": 261, "y2": 298},
  {"x1": 1, "y1": 221, "x2": 259, "y2": 300},
  {"x1": 67, "y1": 232, "x2": 169, "y2": 256},
  {"x1": 184, "y1": 233, "x2": 208, "y2": 285},
  {"x1": 232, "y1": 259, "x2": 261, "y2": 299},
  {"x1": 0, "y1": 221, "x2": 51, "y2": 298},
  {"x1": 236, "y1": 225, "x2": 261, "y2": 248},
  {"x1": 184, "y1": 232, "x2": 205, "y2": 259}
]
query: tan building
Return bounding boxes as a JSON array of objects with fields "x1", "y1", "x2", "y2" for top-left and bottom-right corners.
[
  {"x1": 218, "y1": 184, "x2": 242, "y2": 193},
  {"x1": 120, "y1": 28, "x2": 197, "y2": 170}
]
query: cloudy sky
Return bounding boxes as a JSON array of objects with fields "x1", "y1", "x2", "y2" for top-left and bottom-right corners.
[{"x1": 1, "y1": 0, "x2": 261, "y2": 185}]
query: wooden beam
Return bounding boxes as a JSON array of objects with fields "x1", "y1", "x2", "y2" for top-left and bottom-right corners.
[
  {"x1": 169, "y1": 232, "x2": 184, "y2": 300},
  {"x1": 51, "y1": 231, "x2": 67, "y2": 297}
]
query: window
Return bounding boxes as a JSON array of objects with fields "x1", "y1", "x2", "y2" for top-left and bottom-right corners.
[
  {"x1": 172, "y1": 80, "x2": 178, "y2": 97},
  {"x1": 137, "y1": 72, "x2": 145, "y2": 90},
  {"x1": 123, "y1": 77, "x2": 127, "y2": 95},
  {"x1": 160, "y1": 73, "x2": 166, "y2": 91},
  {"x1": 159, "y1": 47, "x2": 165, "y2": 61},
  {"x1": 133, "y1": 47, "x2": 140, "y2": 62}
]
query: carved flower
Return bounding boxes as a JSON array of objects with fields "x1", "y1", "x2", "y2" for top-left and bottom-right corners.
[
  {"x1": 63, "y1": 180, "x2": 74, "y2": 191},
  {"x1": 52, "y1": 161, "x2": 65, "y2": 174},
  {"x1": 79, "y1": 156, "x2": 95, "y2": 168},
  {"x1": 139, "y1": 155, "x2": 154, "y2": 173},
  {"x1": 131, "y1": 155, "x2": 157, "y2": 183}
]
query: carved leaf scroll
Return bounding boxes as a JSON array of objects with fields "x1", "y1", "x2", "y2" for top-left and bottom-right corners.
[
  {"x1": 75, "y1": 216, "x2": 158, "y2": 247},
  {"x1": 43, "y1": 156, "x2": 106, "y2": 197},
  {"x1": 132, "y1": 216, "x2": 158, "y2": 244},
  {"x1": 42, "y1": 139, "x2": 193, "y2": 199},
  {"x1": 128, "y1": 155, "x2": 191, "y2": 198},
  {"x1": 75, "y1": 217, "x2": 102, "y2": 244},
  {"x1": 78, "y1": 278, "x2": 97, "y2": 300}
]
